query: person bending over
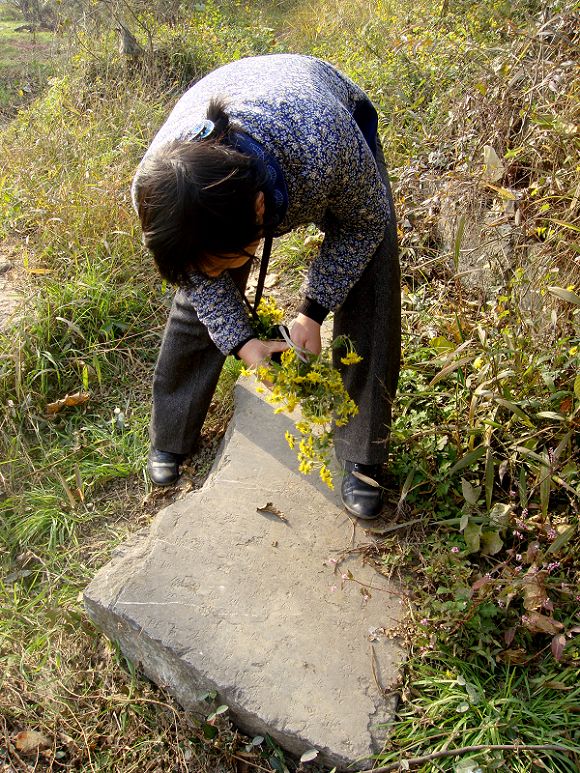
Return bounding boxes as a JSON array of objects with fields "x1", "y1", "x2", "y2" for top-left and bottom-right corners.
[{"x1": 132, "y1": 53, "x2": 401, "y2": 520}]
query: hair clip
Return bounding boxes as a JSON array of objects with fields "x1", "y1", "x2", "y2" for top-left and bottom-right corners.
[{"x1": 191, "y1": 119, "x2": 215, "y2": 141}]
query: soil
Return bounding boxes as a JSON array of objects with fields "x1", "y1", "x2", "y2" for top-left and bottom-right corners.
[{"x1": 0, "y1": 250, "x2": 23, "y2": 330}]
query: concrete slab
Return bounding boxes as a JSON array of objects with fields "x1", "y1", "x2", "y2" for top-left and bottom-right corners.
[{"x1": 84, "y1": 379, "x2": 404, "y2": 770}]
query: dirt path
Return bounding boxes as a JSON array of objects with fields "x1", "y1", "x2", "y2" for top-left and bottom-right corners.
[{"x1": 0, "y1": 252, "x2": 23, "y2": 330}]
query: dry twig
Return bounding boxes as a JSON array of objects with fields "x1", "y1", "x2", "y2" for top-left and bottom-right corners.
[{"x1": 364, "y1": 743, "x2": 575, "y2": 772}]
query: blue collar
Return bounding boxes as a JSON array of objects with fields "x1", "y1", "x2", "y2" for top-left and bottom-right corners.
[{"x1": 229, "y1": 130, "x2": 288, "y2": 230}]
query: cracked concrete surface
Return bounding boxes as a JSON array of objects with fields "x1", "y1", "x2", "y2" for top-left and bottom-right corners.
[{"x1": 84, "y1": 379, "x2": 404, "y2": 770}]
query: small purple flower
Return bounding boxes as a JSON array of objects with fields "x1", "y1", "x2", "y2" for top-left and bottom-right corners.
[
  {"x1": 513, "y1": 530, "x2": 523, "y2": 538},
  {"x1": 521, "y1": 507, "x2": 529, "y2": 519},
  {"x1": 547, "y1": 528, "x2": 557, "y2": 540},
  {"x1": 420, "y1": 618, "x2": 429, "y2": 625},
  {"x1": 548, "y1": 447, "x2": 555, "y2": 464},
  {"x1": 516, "y1": 554, "x2": 522, "y2": 562},
  {"x1": 451, "y1": 546, "x2": 460, "y2": 553},
  {"x1": 546, "y1": 561, "x2": 561, "y2": 573}
]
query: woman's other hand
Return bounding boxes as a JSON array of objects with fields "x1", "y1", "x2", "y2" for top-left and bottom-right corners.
[
  {"x1": 238, "y1": 338, "x2": 288, "y2": 368},
  {"x1": 290, "y1": 313, "x2": 322, "y2": 355}
]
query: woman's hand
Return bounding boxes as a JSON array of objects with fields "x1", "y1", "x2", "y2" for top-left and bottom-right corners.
[
  {"x1": 238, "y1": 337, "x2": 288, "y2": 368},
  {"x1": 290, "y1": 313, "x2": 322, "y2": 355}
]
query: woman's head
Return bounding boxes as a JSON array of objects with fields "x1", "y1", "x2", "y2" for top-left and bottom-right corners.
[{"x1": 133, "y1": 99, "x2": 268, "y2": 285}]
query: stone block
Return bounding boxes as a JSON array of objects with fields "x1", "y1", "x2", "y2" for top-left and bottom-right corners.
[{"x1": 84, "y1": 379, "x2": 404, "y2": 770}]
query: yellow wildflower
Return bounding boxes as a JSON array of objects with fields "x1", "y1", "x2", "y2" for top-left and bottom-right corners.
[
  {"x1": 285, "y1": 431, "x2": 295, "y2": 449},
  {"x1": 281, "y1": 349, "x2": 296, "y2": 366},
  {"x1": 340, "y1": 351, "x2": 363, "y2": 365},
  {"x1": 257, "y1": 297, "x2": 285, "y2": 324},
  {"x1": 319, "y1": 465, "x2": 334, "y2": 489}
]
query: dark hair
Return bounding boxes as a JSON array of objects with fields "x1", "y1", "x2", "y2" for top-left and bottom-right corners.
[{"x1": 133, "y1": 98, "x2": 268, "y2": 285}]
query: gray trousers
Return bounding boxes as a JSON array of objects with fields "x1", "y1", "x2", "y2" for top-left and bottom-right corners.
[{"x1": 150, "y1": 148, "x2": 400, "y2": 465}]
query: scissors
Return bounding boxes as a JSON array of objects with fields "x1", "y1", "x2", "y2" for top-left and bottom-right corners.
[{"x1": 277, "y1": 324, "x2": 311, "y2": 363}]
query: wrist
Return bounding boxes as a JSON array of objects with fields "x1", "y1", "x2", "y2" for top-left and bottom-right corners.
[
  {"x1": 297, "y1": 297, "x2": 329, "y2": 325},
  {"x1": 232, "y1": 334, "x2": 257, "y2": 358},
  {"x1": 296, "y1": 312, "x2": 321, "y2": 329}
]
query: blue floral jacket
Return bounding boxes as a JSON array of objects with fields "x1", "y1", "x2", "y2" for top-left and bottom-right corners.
[{"x1": 132, "y1": 54, "x2": 392, "y2": 354}]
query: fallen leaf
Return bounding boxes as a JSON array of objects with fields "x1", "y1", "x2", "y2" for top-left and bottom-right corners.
[
  {"x1": 256, "y1": 502, "x2": 287, "y2": 522},
  {"x1": 352, "y1": 470, "x2": 381, "y2": 488},
  {"x1": 551, "y1": 634, "x2": 567, "y2": 661},
  {"x1": 300, "y1": 749, "x2": 319, "y2": 763},
  {"x1": 46, "y1": 392, "x2": 90, "y2": 415},
  {"x1": 522, "y1": 569, "x2": 547, "y2": 612},
  {"x1": 25, "y1": 267, "x2": 52, "y2": 275},
  {"x1": 472, "y1": 574, "x2": 492, "y2": 592},
  {"x1": 482, "y1": 145, "x2": 504, "y2": 182},
  {"x1": 547, "y1": 286, "x2": 580, "y2": 306},
  {"x1": 542, "y1": 680, "x2": 572, "y2": 690},
  {"x1": 499, "y1": 648, "x2": 529, "y2": 664},
  {"x1": 15, "y1": 729, "x2": 50, "y2": 754},
  {"x1": 4, "y1": 569, "x2": 34, "y2": 584},
  {"x1": 524, "y1": 612, "x2": 564, "y2": 635}
]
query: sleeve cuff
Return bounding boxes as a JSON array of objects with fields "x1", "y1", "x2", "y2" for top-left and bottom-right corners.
[
  {"x1": 231, "y1": 335, "x2": 256, "y2": 358},
  {"x1": 298, "y1": 297, "x2": 329, "y2": 325}
]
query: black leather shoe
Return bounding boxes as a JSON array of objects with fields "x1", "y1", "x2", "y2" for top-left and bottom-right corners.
[
  {"x1": 340, "y1": 461, "x2": 384, "y2": 520},
  {"x1": 147, "y1": 448, "x2": 185, "y2": 487}
]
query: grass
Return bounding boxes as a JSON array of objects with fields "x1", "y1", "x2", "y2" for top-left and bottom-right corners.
[
  {"x1": 0, "y1": 0, "x2": 579, "y2": 771},
  {"x1": 0, "y1": 17, "x2": 57, "y2": 114}
]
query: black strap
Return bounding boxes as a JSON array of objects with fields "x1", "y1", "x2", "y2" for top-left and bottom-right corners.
[{"x1": 252, "y1": 233, "x2": 273, "y2": 313}]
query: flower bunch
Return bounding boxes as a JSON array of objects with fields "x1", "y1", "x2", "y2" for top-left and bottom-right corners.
[
  {"x1": 249, "y1": 296, "x2": 285, "y2": 340},
  {"x1": 243, "y1": 298, "x2": 361, "y2": 488}
]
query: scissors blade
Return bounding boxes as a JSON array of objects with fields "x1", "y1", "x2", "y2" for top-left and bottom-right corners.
[{"x1": 278, "y1": 325, "x2": 311, "y2": 363}]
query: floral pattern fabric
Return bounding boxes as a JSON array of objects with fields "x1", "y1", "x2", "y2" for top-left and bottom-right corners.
[{"x1": 132, "y1": 54, "x2": 392, "y2": 354}]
